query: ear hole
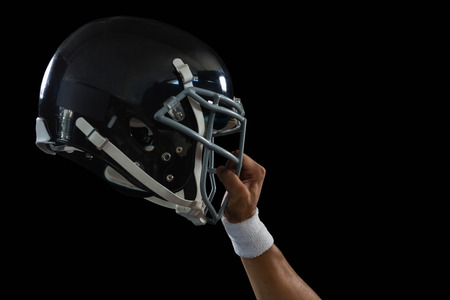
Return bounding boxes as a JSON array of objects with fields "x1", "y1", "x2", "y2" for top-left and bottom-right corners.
[{"x1": 129, "y1": 117, "x2": 154, "y2": 151}]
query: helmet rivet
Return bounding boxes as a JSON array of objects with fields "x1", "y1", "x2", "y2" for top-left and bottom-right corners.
[
  {"x1": 175, "y1": 111, "x2": 184, "y2": 120},
  {"x1": 176, "y1": 146, "x2": 183, "y2": 154},
  {"x1": 161, "y1": 152, "x2": 171, "y2": 161},
  {"x1": 166, "y1": 174, "x2": 174, "y2": 182}
]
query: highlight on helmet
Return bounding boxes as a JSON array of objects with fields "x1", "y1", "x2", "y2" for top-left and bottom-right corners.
[{"x1": 35, "y1": 16, "x2": 246, "y2": 225}]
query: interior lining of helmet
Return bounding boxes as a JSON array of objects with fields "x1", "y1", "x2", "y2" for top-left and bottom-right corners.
[{"x1": 129, "y1": 117, "x2": 155, "y2": 152}]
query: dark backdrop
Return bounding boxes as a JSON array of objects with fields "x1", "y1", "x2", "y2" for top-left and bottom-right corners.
[{"x1": 7, "y1": 4, "x2": 390, "y2": 299}]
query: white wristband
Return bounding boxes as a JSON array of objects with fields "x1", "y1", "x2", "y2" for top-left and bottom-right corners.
[{"x1": 221, "y1": 208, "x2": 274, "y2": 259}]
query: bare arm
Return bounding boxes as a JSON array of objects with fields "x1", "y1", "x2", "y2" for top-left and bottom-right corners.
[
  {"x1": 217, "y1": 153, "x2": 320, "y2": 300},
  {"x1": 242, "y1": 244, "x2": 320, "y2": 300}
]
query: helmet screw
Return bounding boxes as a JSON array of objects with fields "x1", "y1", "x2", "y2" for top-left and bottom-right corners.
[
  {"x1": 166, "y1": 174, "x2": 174, "y2": 182},
  {"x1": 176, "y1": 146, "x2": 183, "y2": 154},
  {"x1": 161, "y1": 152, "x2": 171, "y2": 161}
]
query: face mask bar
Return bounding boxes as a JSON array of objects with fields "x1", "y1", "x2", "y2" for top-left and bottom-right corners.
[{"x1": 154, "y1": 86, "x2": 246, "y2": 224}]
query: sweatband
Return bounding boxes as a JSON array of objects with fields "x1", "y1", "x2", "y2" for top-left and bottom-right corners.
[{"x1": 222, "y1": 208, "x2": 274, "y2": 259}]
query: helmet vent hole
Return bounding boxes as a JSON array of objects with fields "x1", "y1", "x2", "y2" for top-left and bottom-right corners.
[{"x1": 129, "y1": 117, "x2": 154, "y2": 151}]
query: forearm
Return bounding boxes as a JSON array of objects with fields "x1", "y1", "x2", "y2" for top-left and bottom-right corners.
[
  {"x1": 241, "y1": 244, "x2": 321, "y2": 300},
  {"x1": 222, "y1": 210, "x2": 320, "y2": 299}
]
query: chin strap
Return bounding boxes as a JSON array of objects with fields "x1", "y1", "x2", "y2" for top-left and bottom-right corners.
[
  {"x1": 171, "y1": 58, "x2": 208, "y2": 221},
  {"x1": 75, "y1": 117, "x2": 207, "y2": 226}
]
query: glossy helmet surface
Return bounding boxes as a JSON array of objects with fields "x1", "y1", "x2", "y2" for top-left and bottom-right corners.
[{"x1": 35, "y1": 16, "x2": 246, "y2": 225}]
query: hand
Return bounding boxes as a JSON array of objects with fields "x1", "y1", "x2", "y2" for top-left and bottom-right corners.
[{"x1": 216, "y1": 152, "x2": 266, "y2": 223}]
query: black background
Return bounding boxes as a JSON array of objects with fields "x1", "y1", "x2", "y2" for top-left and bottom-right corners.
[{"x1": 7, "y1": 3, "x2": 397, "y2": 299}]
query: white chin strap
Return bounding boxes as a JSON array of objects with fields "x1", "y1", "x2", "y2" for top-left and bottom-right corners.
[
  {"x1": 171, "y1": 57, "x2": 207, "y2": 215},
  {"x1": 75, "y1": 116, "x2": 207, "y2": 226}
]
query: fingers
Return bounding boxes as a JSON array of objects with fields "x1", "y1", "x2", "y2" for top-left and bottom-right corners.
[
  {"x1": 239, "y1": 154, "x2": 265, "y2": 181},
  {"x1": 224, "y1": 150, "x2": 239, "y2": 172},
  {"x1": 223, "y1": 152, "x2": 263, "y2": 176},
  {"x1": 217, "y1": 153, "x2": 265, "y2": 192},
  {"x1": 216, "y1": 152, "x2": 266, "y2": 223},
  {"x1": 216, "y1": 165, "x2": 247, "y2": 197}
]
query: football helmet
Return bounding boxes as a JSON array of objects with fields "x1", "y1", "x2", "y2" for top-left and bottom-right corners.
[{"x1": 35, "y1": 16, "x2": 246, "y2": 225}]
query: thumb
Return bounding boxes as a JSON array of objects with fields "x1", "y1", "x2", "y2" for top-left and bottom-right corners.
[{"x1": 216, "y1": 166, "x2": 246, "y2": 196}]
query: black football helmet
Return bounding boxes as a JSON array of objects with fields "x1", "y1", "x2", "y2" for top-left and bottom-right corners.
[{"x1": 35, "y1": 16, "x2": 246, "y2": 225}]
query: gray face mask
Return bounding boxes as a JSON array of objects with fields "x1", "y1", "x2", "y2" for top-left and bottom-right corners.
[{"x1": 153, "y1": 59, "x2": 246, "y2": 224}]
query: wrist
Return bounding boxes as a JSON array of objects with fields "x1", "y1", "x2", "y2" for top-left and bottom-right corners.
[
  {"x1": 223, "y1": 207, "x2": 257, "y2": 224},
  {"x1": 222, "y1": 208, "x2": 274, "y2": 258}
]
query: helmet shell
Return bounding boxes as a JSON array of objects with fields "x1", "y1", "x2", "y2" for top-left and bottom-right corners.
[{"x1": 38, "y1": 16, "x2": 234, "y2": 198}]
